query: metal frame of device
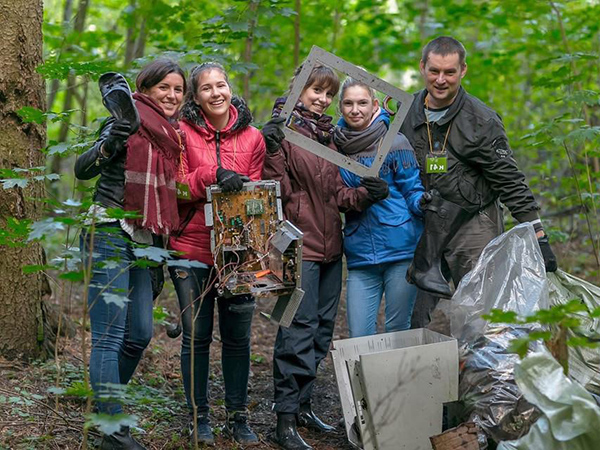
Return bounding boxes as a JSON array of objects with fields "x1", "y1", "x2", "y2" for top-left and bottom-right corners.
[
  {"x1": 205, "y1": 181, "x2": 305, "y2": 327},
  {"x1": 279, "y1": 45, "x2": 415, "y2": 177}
]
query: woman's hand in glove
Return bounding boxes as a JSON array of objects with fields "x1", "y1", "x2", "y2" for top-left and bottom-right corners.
[
  {"x1": 262, "y1": 117, "x2": 286, "y2": 154},
  {"x1": 360, "y1": 176, "x2": 389, "y2": 202},
  {"x1": 216, "y1": 167, "x2": 250, "y2": 193},
  {"x1": 102, "y1": 119, "x2": 132, "y2": 157}
]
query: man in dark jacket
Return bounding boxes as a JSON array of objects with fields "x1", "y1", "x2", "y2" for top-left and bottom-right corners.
[{"x1": 401, "y1": 36, "x2": 557, "y2": 327}]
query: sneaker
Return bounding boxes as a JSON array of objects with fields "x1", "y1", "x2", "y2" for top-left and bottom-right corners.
[
  {"x1": 188, "y1": 414, "x2": 215, "y2": 446},
  {"x1": 224, "y1": 411, "x2": 259, "y2": 446}
]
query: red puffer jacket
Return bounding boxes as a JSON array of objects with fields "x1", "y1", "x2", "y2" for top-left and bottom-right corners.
[
  {"x1": 262, "y1": 98, "x2": 372, "y2": 263},
  {"x1": 169, "y1": 97, "x2": 265, "y2": 264}
]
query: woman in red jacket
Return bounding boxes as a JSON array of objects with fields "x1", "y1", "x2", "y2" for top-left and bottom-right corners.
[
  {"x1": 168, "y1": 62, "x2": 265, "y2": 447},
  {"x1": 262, "y1": 65, "x2": 388, "y2": 450}
]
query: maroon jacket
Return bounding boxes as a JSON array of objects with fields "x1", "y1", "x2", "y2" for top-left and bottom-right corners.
[{"x1": 262, "y1": 99, "x2": 371, "y2": 263}]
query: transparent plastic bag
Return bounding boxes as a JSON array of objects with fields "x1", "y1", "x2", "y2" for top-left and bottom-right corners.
[{"x1": 436, "y1": 223, "x2": 548, "y2": 442}]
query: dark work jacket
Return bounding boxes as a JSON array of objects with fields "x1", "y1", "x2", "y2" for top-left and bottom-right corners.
[
  {"x1": 74, "y1": 118, "x2": 125, "y2": 209},
  {"x1": 401, "y1": 87, "x2": 540, "y2": 223}
]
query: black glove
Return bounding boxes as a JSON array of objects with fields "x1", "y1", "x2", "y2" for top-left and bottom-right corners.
[
  {"x1": 419, "y1": 191, "x2": 434, "y2": 208},
  {"x1": 537, "y1": 235, "x2": 558, "y2": 272},
  {"x1": 360, "y1": 176, "x2": 389, "y2": 202},
  {"x1": 216, "y1": 167, "x2": 250, "y2": 193},
  {"x1": 102, "y1": 119, "x2": 132, "y2": 156},
  {"x1": 262, "y1": 117, "x2": 286, "y2": 154}
]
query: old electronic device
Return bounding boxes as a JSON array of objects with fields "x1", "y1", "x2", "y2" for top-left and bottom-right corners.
[{"x1": 204, "y1": 180, "x2": 304, "y2": 327}]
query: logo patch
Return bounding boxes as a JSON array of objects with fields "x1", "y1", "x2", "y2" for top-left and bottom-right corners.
[{"x1": 492, "y1": 138, "x2": 511, "y2": 158}]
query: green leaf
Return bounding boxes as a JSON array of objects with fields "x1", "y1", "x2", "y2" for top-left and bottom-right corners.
[
  {"x1": 102, "y1": 293, "x2": 130, "y2": 309},
  {"x1": 22, "y1": 264, "x2": 53, "y2": 274},
  {"x1": 63, "y1": 198, "x2": 82, "y2": 207},
  {"x1": 2, "y1": 179, "x2": 28, "y2": 189},
  {"x1": 47, "y1": 387, "x2": 66, "y2": 395},
  {"x1": 565, "y1": 127, "x2": 600, "y2": 143},
  {"x1": 46, "y1": 143, "x2": 70, "y2": 156},
  {"x1": 105, "y1": 208, "x2": 142, "y2": 220},
  {"x1": 165, "y1": 258, "x2": 205, "y2": 268},
  {"x1": 33, "y1": 174, "x2": 61, "y2": 182},
  {"x1": 482, "y1": 309, "x2": 520, "y2": 324},
  {"x1": 17, "y1": 107, "x2": 46, "y2": 124},
  {"x1": 133, "y1": 247, "x2": 171, "y2": 262},
  {"x1": 28, "y1": 218, "x2": 65, "y2": 241},
  {"x1": 37, "y1": 61, "x2": 114, "y2": 80},
  {"x1": 528, "y1": 331, "x2": 552, "y2": 341},
  {"x1": 552, "y1": 52, "x2": 598, "y2": 63},
  {"x1": 85, "y1": 413, "x2": 138, "y2": 436},
  {"x1": 507, "y1": 337, "x2": 531, "y2": 359},
  {"x1": 567, "y1": 336, "x2": 598, "y2": 348},
  {"x1": 228, "y1": 22, "x2": 249, "y2": 32},
  {"x1": 152, "y1": 306, "x2": 169, "y2": 325},
  {"x1": 58, "y1": 271, "x2": 85, "y2": 282},
  {"x1": 277, "y1": 7, "x2": 297, "y2": 17},
  {"x1": 132, "y1": 259, "x2": 159, "y2": 269}
]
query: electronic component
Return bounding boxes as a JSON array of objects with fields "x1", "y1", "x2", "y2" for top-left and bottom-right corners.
[
  {"x1": 204, "y1": 181, "x2": 304, "y2": 327},
  {"x1": 245, "y1": 199, "x2": 265, "y2": 216}
]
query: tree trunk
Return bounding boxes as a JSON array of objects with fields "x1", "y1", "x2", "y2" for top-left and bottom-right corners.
[
  {"x1": 0, "y1": 0, "x2": 48, "y2": 359},
  {"x1": 294, "y1": 0, "x2": 301, "y2": 67},
  {"x1": 124, "y1": 0, "x2": 138, "y2": 66},
  {"x1": 47, "y1": 0, "x2": 74, "y2": 110},
  {"x1": 134, "y1": 17, "x2": 147, "y2": 60},
  {"x1": 57, "y1": 0, "x2": 89, "y2": 142},
  {"x1": 331, "y1": 0, "x2": 340, "y2": 52},
  {"x1": 242, "y1": 0, "x2": 260, "y2": 101}
]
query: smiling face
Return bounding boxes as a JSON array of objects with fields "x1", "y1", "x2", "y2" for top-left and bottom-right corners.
[
  {"x1": 193, "y1": 69, "x2": 232, "y2": 125},
  {"x1": 143, "y1": 72, "x2": 185, "y2": 118},
  {"x1": 340, "y1": 85, "x2": 379, "y2": 131},
  {"x1": 299, "y1": 82, "x2": 335, "y2": 116},
  {"x1": 420, "y1": 52, "x2": 467, "y2": 109}
]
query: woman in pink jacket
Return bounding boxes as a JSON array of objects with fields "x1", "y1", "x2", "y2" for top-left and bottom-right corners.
[{"x1": 168, "y1": 62, "x2": 265, "y2": 447}]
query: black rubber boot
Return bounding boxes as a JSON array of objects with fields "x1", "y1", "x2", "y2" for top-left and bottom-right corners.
[
  {"x1": 407, "y1": 190, "x2": 474, "y2": 298},
  {"x1": 188, "y1": 413, "x2": 215, "y2": 446},
  {"x1": 297, "y1": 403, "x2": 335, "y2": 433},
  {"x1": 99, "y1": 426, "x2": 146, "y2": 450},
  {"x1": 98, "y1": 72, "x2": 140, "y2": 134},
  {"x1": 224, "y1": 410, "x2": 259, "y2": 446},
  {"x1": 273, "y1": 413, "x2": 313, "y2": 450}
]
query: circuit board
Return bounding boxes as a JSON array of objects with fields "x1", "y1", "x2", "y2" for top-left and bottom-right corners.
[{"x1": 205, "y1": 181, "x2": 303, "y2": 302}]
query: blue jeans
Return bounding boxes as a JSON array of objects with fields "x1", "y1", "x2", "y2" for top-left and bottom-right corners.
[
  {"x1": 168, "y1": 265, "x2": 255, "y2": 414},
  {"x1": 81, "y1": 223, "x2": 154, "y2": 415},
  {"x1": 346, "y1": 260, "x2": 417, "y2": 338}
]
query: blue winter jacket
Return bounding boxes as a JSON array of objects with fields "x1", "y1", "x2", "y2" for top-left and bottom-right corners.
[{"x1": 338, "y1": 110, "x2": 425, "y2": 269}]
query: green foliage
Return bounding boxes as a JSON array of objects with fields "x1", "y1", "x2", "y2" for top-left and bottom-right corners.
[
  {"x1": 85, "y1": 413, "x2": 138, "y2": 435},
  {"x1": 3, "y1": 0, "x2": 600, "y2": 446},
  {"x1": 483, "y1": 300, "x2": 599, "y2": 363}
]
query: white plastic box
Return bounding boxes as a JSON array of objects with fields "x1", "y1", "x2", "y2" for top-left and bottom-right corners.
[{"x1": 331, "y1": 328, "x2": 459, "y2": 450}]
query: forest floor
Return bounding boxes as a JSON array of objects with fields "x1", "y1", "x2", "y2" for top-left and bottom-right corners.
[{"x1": 0, "y1": 283, "x2": 357, "y2": 450}]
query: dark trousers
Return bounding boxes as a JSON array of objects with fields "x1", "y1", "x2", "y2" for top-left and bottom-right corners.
[
  {"x1": 411, "y1": 202, "x2": 503, "y2": 328},
  {"x1": 169, "y1": 265, "x2": 255, "y2": 414},
  {"x1": 273, "y1": 259, "x2": 342, "y2": 413}
]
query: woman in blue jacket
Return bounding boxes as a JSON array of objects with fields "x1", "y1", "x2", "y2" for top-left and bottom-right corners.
[{"x1": 334, "y1": 78, "x2": 425, "y2": 338}]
